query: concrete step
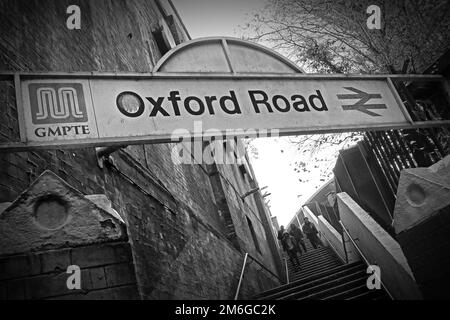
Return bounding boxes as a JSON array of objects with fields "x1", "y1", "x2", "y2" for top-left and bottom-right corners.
[
  {"x1": 323, "y1": 284, "x2": 373, "y2": 300},
  {"x1": 344, "y1": 288, "x2": 388, "y2": 300},
  {"x1": 284, "y1": 247, "x2": 330, "y2": 261},
  {"x1": 255, "y1": 262, "x2": 364, "y2": 299},
  {"x1": 288, "y1": 262, "x2": 340, "y2": 276},
  {"x1": 286, "y1": 249, "x2": 341, "y2": 268},
  {"x1": 266, "y1": 267, "x2": 365, "y2": 300},
  {"x1": 257, "y1": 262, "x2": 365, "y2": 300},
  {"x1": 287, "y1": 254, "x2": 340, "y2": 271},
  {"x1": 257, "y1": 242, "x2": 388, "y2": 301},
  {"x1": 283, "y1": 270, "x2": 367, "y2": 300},
  {"x1": 289, "y1": 248, "x2": 339, "y2": 262},
  {"x1": 297, "y1": 276, "x2": 368, "y2": 300},
  {"x1": 289, "y1": 261, "x2": 343, "y2": 280}
]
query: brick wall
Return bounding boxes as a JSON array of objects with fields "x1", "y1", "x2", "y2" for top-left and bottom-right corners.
[
  {"x1": 216, "y1": 163, "x2": 278, "y2": 273},
  {"x1": 0, "y1": 0, "x2": 281, "y2": 299}
]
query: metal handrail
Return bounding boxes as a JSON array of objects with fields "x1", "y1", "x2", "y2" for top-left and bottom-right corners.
[
  {"x1": 247, "y1": 253, "x2": 283, "y2": 282},
  {"x1": 321, "y1": 233, "x2": 347, "y2": 264},
  {"x1": 234, "y1": 252, "x2": 283, "y2": 300},
  {"x1": 341, "y1": 230, "x2": 349, "y2": 263},
  {"x1": 284, "y1": 257, "x2": 289, "y2": 284},
  {"x1": 234, "y1": 253, "x2": 249, "y2": 300},
  {"x1": 339, "y1": 221, "x2": 395, "y2": 300}
]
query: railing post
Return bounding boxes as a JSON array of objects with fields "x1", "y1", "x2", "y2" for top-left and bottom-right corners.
[
  {"x1": 284, "y1": 258, "x2": 289, "y2": 284},
  {"x1": 341, "y1": 226, "x2": 349, "y2": 263},
  {"x1": 234, "y1": 253, "x2": 249, "y2": 300},
  {"x1": 234, "y1": 252, "x2": 284, "y2": 300}
]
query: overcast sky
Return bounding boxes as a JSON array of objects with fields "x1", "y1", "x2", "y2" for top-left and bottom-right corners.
[
  {"x1": 172, "y1": 0, "x2": 339, "y2": 227},
  {"x1": 173, "y1": 0, "x2": 267, "y2": 38}
]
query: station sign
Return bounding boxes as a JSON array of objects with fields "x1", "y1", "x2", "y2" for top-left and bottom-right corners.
[{"x1": 9, "y1": 73, "x2": 419, "y2": 150}]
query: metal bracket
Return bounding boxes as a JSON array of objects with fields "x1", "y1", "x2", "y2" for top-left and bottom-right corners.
[{"x1": 95, "y1": 146, "x2": 124, "y2": 168}]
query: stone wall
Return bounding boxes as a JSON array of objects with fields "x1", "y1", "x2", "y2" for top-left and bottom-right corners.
[
  {"x1": 0, "y1": 170, "x2": 139, "y2": 300},
  {"x1": 0, "y1": 242, "x2": 139, "y2": 300},
  {"x1": 0, "y1": 0, "x2": 281, "y2": 299}
]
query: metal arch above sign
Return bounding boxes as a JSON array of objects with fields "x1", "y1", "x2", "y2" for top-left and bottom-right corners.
[
  {"x1": 0, "y1": 37, "x2": 448, "y2": 152},
  {"x1": 153, "y1": 37, "x2": 304, "y2": 74}
]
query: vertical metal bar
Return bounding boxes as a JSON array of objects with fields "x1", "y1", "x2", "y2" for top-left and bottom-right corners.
[
  {"x1": 357, "y1": 142, "x2": 393, "y2": 220},
  {"x1": 234, "y1": 253, "x2": 249, "y2": 300},
  {"x1": 403, "y1": 129, "x2": 424, "y2": 167},
  {"x1": 374, "y1": 132, "x2": 401, "y2": 182},
  {"x1": 386, "y1": 130, "x2": 409, "y2": 169},
  {"x1": 378, "y1": 131, "x2": 403, "y2": 173},
  {"x1": 284, "y1": 258, "x2": 289, "y2": 284},
  {"x1": 392, "y1": 130, "x2": 417, "y2": 167},
  {"x1": 14, "y1": 73, "x2": 27, "y2": 142},
  {"x1": 364, "y1": 136, "x2": 397, "y2": 197},
  {"x1": 423, "y1": 127, "x2": 445, "y2": 159},
  {"x1": 365, "y1": 133, "x2": 398, "y2": 194}
]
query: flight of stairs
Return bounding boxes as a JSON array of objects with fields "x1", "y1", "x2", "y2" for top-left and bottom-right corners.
[{"x1": 254, "y1": 240, "x2": 389, "y2": 300}]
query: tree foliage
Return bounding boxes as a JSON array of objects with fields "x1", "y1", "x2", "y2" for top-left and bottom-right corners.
[
  {"x1": 240, "y1": 0, "x2": 450, "y2": 181},
  {"x1": 242, "y1": 0, "x2": 450, "y2": 73}
]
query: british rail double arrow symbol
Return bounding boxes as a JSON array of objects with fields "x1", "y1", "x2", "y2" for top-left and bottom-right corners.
[{"x1": 337, "y1": 87, "x2": 387, "y2": 117}]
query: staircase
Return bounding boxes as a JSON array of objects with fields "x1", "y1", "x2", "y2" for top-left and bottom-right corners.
[{"x1": 254, "y1": 240, "x2": 389, "y2": 300}]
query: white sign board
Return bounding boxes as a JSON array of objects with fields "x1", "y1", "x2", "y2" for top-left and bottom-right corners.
[{"x1": 17, "y1": 75, "x2": 412, "y2": 148}]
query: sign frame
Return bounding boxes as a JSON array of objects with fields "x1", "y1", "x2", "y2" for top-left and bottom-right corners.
[{"x1": 0, "y1": 71, "x2": 448, "y2": 152}]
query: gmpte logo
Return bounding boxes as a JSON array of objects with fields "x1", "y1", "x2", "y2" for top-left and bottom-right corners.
[{"x1": 29, "y1": 83, "x2": 87, "y2": 124}]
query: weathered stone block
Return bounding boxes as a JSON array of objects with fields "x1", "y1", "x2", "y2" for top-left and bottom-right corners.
[
  {"x1": 40, "y1": 249, "x2": 71, "y2": 273},
  {"x1": 0, "y1": 254, "x2": 41, "y2": 280},
  {"x1": 25, "y1": 272, "x2": 69, "y2": 299},
  {"x1": 71, "y1": 242, "x2": 132, "y2": 268},
  {"x1": 88, "y1": 267, "x2": 107, "y2": 290},
  {"x1": 80, "y1": 268, "x2": 93, "y2": 291},
  {"x1": 51, "y1": 284, "x2": 139, "y2": 300},
  {"x1": 7, "y1": 279, "x2": 26, "y2": 300},
  {"x1": 104, "y1": 263, "x2": 137, "y2": 287}
]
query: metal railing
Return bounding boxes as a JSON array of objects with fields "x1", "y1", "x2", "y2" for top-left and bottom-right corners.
[
  {"x1": 234, "y1": 252, "x2": 283, "y2": 300},
  {"x1": 339, "y1": 221, "x2": 394, "y2": 300},
  {"x1": 321, "y1": 233, "x2": 347, "y2": 264},
  {"x1": 284, "y1": 257, "x2": 289, "y2": 284}
]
